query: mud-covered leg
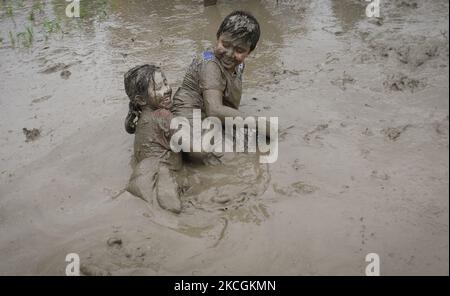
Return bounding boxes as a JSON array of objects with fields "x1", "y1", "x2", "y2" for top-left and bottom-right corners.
[
  {"x1": 127, "y1": 157, "x2": 159, "y2": 203},
  {"x1": 155, "y1": 163, "x2": 182, "y2": 214}
]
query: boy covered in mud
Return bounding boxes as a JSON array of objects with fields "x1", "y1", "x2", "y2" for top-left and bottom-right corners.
[
  {"x1": 123, "y1": 64, "x2": 182, "y2": 214},
  {"x1": 171, "y1": 10, "x2": 275, "y2": 160}
]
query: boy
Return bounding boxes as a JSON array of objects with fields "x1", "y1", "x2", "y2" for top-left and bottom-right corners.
[{"x1": 171, "y1": 11, "x2": 274, "y2": 160}]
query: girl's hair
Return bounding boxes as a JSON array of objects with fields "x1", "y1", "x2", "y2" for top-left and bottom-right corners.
[
  {"x1": 216, "y1": 10, "x2": 261, "y2": 52},
  {"x1": 123, "y1": 64, "x2": 159, "y2": 134}
]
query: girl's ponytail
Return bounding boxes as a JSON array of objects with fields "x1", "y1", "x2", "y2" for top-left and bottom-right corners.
[
  {"x1": 123, "y1": 64, "x2": 158, "y2": 134},
  {"x1": 124, "y1": 101, "x2": 141, "y2": 134}
]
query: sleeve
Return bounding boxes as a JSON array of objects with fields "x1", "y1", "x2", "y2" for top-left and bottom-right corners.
[
  {"x1": 199, "y1": 61, "x2": 226, "y2": 93},
  {"x1": 150, "y1": 109, "x2": 173, "y2": 150}
]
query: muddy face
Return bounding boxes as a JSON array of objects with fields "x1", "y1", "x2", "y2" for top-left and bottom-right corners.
[
  {"x1": 148, "y1": 70, "x2": 172, "y2": 109},
  {"x1": 214, "y1": 32, "x2": 251, "y2": 70}
]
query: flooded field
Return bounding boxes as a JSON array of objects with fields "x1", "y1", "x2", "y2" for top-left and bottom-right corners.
[{"x1": 0, "y1": 0, "x2": 448, "y2": 275}]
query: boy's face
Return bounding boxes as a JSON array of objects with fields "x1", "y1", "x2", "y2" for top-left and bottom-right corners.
[
  {"x1": 215, "y1": 32, "x2": 251, "y2": 70},
  {"x1": 147, "y1": 70, "x2": 172, "y2": 109}
]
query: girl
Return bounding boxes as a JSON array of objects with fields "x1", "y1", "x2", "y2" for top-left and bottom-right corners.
[{"x1": 124, "y1": 64, "x2": 182, "y2": 214}]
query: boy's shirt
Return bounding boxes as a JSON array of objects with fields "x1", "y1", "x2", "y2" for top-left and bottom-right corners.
[{"x1": 171, "y1": 49, "x2": 244, "y2": 121}]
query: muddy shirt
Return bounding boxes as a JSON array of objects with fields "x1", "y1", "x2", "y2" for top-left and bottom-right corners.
[
  {"x1": 171, "y1": 49, "x2": 244, "y2": 121},
  {"x1": 134, "y1": 108, "x2": 180, "y2": 168}
]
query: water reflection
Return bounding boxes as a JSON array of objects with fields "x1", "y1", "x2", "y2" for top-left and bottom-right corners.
[
  {"x1": 329, "y1": 0, "x2": 365, "y2": 32},
  {"x1": 103, "y1": 0, "x2": 290, "y2": 86}
]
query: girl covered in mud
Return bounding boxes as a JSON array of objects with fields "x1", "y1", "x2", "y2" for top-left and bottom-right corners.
[{"x1": 123, "y1": 64, "x2": 182, "y2": 214}]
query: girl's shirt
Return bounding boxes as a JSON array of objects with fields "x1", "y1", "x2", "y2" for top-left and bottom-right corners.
[{"x1": 134, "y1": 108, "x2": 175, "y2": 163}]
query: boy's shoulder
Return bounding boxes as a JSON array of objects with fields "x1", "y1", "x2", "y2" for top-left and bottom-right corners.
[
  {"x1": 193, "y1": 49, "x2": 244, "y2": 79},
  {"x1": 188, "y1": 49, "x2": 220, "y2": 75},
  {"x1": 192, "y1": 50, "x2": 223, "y2": 78},
  {"x1": 196, "y1": 49, "x2": 220, "y2": 68},
  {"x1": 200, "y1": 49, "x2": 245, "y2": 76},
  {"x1": 202, "y1": 50, "x2": 215, "y2": 61},
  {"x1": 189, "y1": 47, "x2": 214, "y2": 63}
]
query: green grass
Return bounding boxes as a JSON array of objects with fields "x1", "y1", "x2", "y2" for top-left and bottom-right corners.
[
  {"x1": 98, "y1": 9, "x2": 108, "y2": 21},
  {"x1": 28, "y1": 10, "x2": 35, "y2": 21},
  {"x1": 14, "y1": 26, "x2": 33, "y2": 47},
  {"x1": 28, "y1": 1, "x2": 45, "y2": 21},
  {"x1": 8, "y1": 31, "x2": 15, "y2": 47},
  {"x1": 43, "y1": 19, "x2": 63, "y2": 41},
  {"x1": 26, "y1": 26, "x2": 33, "y2": 41},
  {"x1": 6, "y1": 5, "x2": 13, "y2": 17},
  {"x1": 32, "y1": 1, "x2": 44, "y2": 14},
  {"x1": 43, "y1": 19, "x2": 61, "y2": 33},
  {"x1": 3, "y1": 1, "x2": 49, "y2": 49}
]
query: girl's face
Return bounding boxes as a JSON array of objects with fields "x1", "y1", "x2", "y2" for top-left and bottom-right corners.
[
  {"x1": 148, "y1": 70, "x2": 172, "y2": 109},
  {"x1": 215, "y1": 32, "x2": 251, "y2": 70}
]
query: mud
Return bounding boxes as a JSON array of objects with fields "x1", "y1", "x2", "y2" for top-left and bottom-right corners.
[
  {"x1": 0, "y1": 0, "x2": 448, "y2": 275},
  {"x1": 39, "y1": 62, "x2": 70, "y2": 74},
  {"x1": 383, "y1": 73, "x2": 426, "y2": 92},
  {"x1": 368, "y1": 35, "x2": 448, "y2": 69},
  {"x1": 331, "y1": 71, "x2": 355, "y2": 91},
  {"x1": 31, "y1": 95, "x2": 52, "y2": 104},
  {"x1": 382, "y1": 125, "x2": 412, "y2": 141},
  {"x1": 60, "y1": 69, "x2": 71, "y2": 79},
  {"x1": 303, "y1": 123, "x2": 329, "y2": 142},
  {"x1": 22, "y1": 127, "x2": 40, "y2": 142}
]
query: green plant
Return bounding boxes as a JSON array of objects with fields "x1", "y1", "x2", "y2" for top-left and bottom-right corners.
[
  {"x1": 26, "y1": 26, "x2": 33, "y2": 42},
  {"x1": 16, "y1": 32, "x2": 25, "y2": 43},
  {"x1": 28, "y1": 1, "x2": 45, "y2": 22},
  {"x1": 98, "y1": 9, "x2": 108, "y2": 21},
  {"x1": 43, "y1": 19, "x2": 61, "y2": 33},
  {"x1": 32, "y1": 1, "x2": 44, "y2": 14},
  {"x1": 8, "y1": 31, "x2": 15, "y2": 47},
  {"x1": 15, "y1": 26, "x2": 33, "y2": 47},
  {"x1": 43, "y1": 19, "x2": 63, "y2": 41},
  {"x1": 6, "y1": 5, "x2": 13, "y2": 17}
]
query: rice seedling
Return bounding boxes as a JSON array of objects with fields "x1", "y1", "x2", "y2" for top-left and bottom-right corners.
[
  {"x1": 43, "y1": 19, "x2": 61, "y2": 33},
  {"x1": 6, "y1": 5, "x2": 13, "y2": 17},
  {"x1": 28, "y1": 10, "x2": 35, "y2": 21},
  {"x1": 26, "y1": 26, "x2": 33, "y2": 44},
  {"x1": 32, "y1": 1, "x2": 44, "y2": 14},
  {"x1": 8, "y1": 31, "x2": 15, "y2": 47}
]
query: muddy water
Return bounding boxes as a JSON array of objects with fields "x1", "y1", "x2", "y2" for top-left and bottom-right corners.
[{"x1": 0, "y1": 0, "x2": 448, "y2": 275}]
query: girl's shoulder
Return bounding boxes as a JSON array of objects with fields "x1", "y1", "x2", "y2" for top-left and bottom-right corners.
[
  {"x1": 138, "y1": 108, "x2": 172, "y2": 125},
  {"x1": 152, "y1": 108, "x2": 172, "y2": 119}
]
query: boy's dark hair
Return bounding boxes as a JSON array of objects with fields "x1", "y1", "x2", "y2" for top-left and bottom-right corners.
[
  {"x1": 216, "y1": 10, "x2": 261, "y2": 52},
  {"x1": 123, "y1": 64, "x2": 159, "y2": 134}
]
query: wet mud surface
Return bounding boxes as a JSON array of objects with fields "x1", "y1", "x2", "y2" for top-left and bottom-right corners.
[{"x1": 0, "y1": 0, "x2": 448, "y2": 275}]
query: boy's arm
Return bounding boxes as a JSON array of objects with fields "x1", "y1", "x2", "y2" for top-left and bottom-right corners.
[
  {"x1": 203, "y1": 89, "x2": 274, "y2": 139},
  {"x1": 203, "y1": 89, "x2": 243, "y2": 120},
  {"x1": 200, "y1": 62, "x2": 239, "y2": 121}
]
